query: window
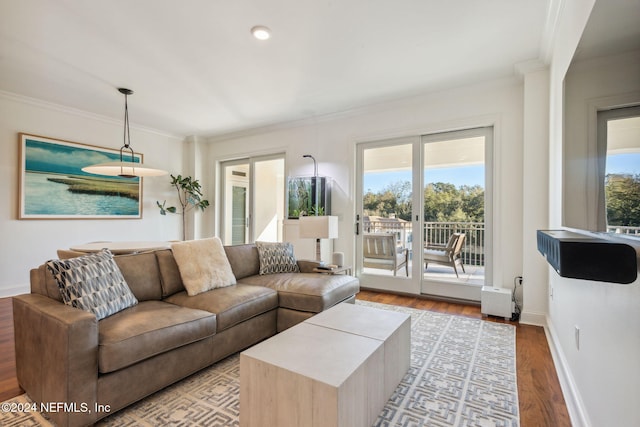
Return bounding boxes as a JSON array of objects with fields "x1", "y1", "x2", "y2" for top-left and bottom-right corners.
[{"x1": 597, "y1": 106, "x2": 640, "y2": 236}]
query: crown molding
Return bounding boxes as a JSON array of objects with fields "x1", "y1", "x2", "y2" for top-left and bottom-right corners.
[
  {"x1": 206, "y1": 75, "x2": 522, "y2": 143},
  {"x1": 514, "y1": 59, "x2": 548, "y2": 77},
  {"x1": 0, "y1": 90, "x2": 184, "y2": 140},
  {"x1": 539, "y1": 0, "x2": 566, "y2": 64}
]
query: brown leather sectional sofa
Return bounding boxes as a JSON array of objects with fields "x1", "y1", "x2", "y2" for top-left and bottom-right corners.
[{"x1": 12, "y1": 243, "x2": 359, "y2": 427}]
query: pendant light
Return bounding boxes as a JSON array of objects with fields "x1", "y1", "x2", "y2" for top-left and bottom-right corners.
[{"x1": 82, "y1": 88, "x2": 168, "y2": 178}]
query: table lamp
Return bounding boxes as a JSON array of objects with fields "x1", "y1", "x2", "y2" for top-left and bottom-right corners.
[{"x1": 299, "y1": 215, "x2": 339, "y2": 263}]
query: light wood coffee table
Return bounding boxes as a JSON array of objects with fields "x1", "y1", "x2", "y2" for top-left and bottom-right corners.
[{"x1": 240, "y1": 303, "x2": 410, "y2": 427}]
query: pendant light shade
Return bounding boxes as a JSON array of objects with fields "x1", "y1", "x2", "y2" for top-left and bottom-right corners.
[
  {"x1": 81, "y1": 160, "x2": 168, "y2": 178},
  {"x1": 82, "y1": 88, "x2": 168, "y2": 178}
]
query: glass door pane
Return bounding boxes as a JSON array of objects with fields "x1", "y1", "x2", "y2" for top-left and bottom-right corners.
[
  {"x1": 421, "y1": 129, "x2": 490, "y2": 299},
  {"x1": 222, "y1": 162, "x2": 249, "y2": 245},
  {"x1": 231, "y1": 186, "x2": 247, "y2": 245},
  {"x1": 358, "y1": 141, "x2": 415, "y2": 288}
]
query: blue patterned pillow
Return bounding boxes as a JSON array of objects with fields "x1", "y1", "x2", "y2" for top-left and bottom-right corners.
[
  {"x1": 46, "y1": 249, "x2": 138, "y2": 320},
  {"x1": 255, "y1": 241, "x2": 300, "y2": 275}
]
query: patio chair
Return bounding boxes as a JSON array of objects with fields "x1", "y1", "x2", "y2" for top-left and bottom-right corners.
[
  {"x1": 363, "y1": 233, "x2": 409, "y2": 276},
  {"x1": 423, "y1": 233, "x2": 466, "y2": 277}
]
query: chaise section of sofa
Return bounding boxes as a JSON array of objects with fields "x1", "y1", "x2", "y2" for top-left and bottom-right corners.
[
  {"x1": 14, "y1": 242, "x2": 359, "y2": 426},
  {"x1": 223, "y1": 243, "x2": 360, "y2": 330}
]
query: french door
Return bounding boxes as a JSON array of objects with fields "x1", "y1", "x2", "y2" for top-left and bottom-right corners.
[
  {"x1": 356, "y1": 127, "x2": 492, "y2": 301},
  {"x1": 220, "y1": 154, "x2": 285, "y2": 245}
]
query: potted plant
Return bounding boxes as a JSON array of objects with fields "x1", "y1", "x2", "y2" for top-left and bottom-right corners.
[{"x1": 157, "y1": 174, "x2": 209, "y2": 240}]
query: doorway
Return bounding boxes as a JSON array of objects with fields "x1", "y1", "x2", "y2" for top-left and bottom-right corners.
[
  {"x1": 220, "y1": 154, "x2": 285, "y2": 245},
  {"x1": 356, "y1": 127, "x2": 492, "y2": 301}
]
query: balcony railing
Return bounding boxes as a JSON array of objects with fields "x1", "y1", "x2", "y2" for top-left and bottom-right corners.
[
  {"x1": 425, "y1": 222, "x2": 485, "y2": 266},
  {"x1": 363, "y1": 220, "x2": 486, "y2": 267},
  {"x1": 607, "y1": 225, "x2": 640, "y2": 236}
]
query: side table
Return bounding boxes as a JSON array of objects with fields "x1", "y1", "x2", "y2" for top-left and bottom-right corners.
[{"x1": 313, "y1": 266, "x2": 352, "y2": 275}]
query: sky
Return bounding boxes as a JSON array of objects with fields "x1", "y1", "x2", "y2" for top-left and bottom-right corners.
[
  {"x1": 364, "y1": 165, "x2": 485, "y2": 193},
  {"x1": 606, "y1": 153, "x2": 640, "y2": 175},
  {"x1": 363, "y1": 152, "x2": 638, "y2": 194}
]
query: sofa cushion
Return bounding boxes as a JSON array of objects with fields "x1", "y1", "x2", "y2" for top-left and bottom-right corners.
[
  {"x1": 223, "y1": 244, "x2": 260, "y2": 279},
  {"x1": 46, "y1": 249, "x2": 138, "y2": 320},
  {"x1": 155, "y1": 249, "x2": 185, "y2": 297},
  {"x1": 98, "y1": 300, "x2": 216, "y2": 374},
  {"x1": 255, "y1": 241, "x2": 300, "y2": 275},
  {"x1": 171, "y1": 238, "x2": 237, "y2": 296},
  {"x1": 238, "y1": 273, "x2": 360, "y2": 313},
  {"x1": 164, "y1": 284, "x2": 278, "y2": 332},
  {"x1": 114, "y1": 251, "x2": 163, "y2": 301},
  {"x1": 31, "y1": 264, "x2": 64, "y2": 302}
]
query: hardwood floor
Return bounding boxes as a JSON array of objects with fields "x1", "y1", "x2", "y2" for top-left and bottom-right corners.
[
  {"x1": 0, "y1": 298, "x2": 21, "y2": 402},
  {"x1": 0, "y1": 293, "x2": 570, "y2": 426}
]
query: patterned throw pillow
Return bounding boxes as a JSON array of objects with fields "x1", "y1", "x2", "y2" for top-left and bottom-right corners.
[
  {"x1": 46, "y1": 249, "x2": 138, "y2": 320},
  {"x1": 255, "y1": 241, "x2": 300, "y2": 275}
]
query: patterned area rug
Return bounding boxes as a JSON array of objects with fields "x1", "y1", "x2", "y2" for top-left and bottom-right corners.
[{"x1": 0, "y1": 301, "x2": 518, "y2": 426}]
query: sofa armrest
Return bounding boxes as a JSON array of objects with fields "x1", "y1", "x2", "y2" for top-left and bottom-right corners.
[
  {"x1": 13, "y1": 294, "x2": 99, "y2": 427},
  {"x1": 297, "y1": 259, "x2": 323, "y2": 273}
]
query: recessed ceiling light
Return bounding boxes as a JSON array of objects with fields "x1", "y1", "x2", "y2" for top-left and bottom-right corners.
[{"x1": 251, "y1": 26, "x2": 271, "y2": 40}]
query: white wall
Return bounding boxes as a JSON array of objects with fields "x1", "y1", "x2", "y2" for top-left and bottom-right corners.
[
  {"x1": 520, "y1": 64, "x2": 551, "y2": 326},
  {"x1": 0, "y1": 93, "x2": 185, "y2": 296},
  {"x1": 207, "y1": 77, "x2": 526, "y2": 296},
  {"x1": 563, "y1": 51, "x2": 640, "y2": 231},
  {"x1": 546, "y1": 1, "x2": 640, "y2": 426},
  {"x1": 548, "y1": 50, "x2": 640, "y2": 427}
]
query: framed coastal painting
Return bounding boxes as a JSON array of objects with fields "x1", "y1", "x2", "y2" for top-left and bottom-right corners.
[{"x1": 18, "y1": 133, "x2": 143, "y2": 219}]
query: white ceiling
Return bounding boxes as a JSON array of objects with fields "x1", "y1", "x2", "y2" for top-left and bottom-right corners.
[
  {"x1": 0, "y1": 0, "x2": 637, "y2": 138},
  {"x1": 572, "y1": 0, "x2": 640, "y2": 62}
]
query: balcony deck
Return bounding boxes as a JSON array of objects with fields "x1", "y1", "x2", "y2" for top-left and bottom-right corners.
[{"x1": 363, "y1": 263, "x2": 485, "y2": 286}]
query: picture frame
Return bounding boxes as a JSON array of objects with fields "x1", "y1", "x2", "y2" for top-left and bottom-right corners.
[{"x1": 18, "y1": 133, "x2": 143, "y2": 219}]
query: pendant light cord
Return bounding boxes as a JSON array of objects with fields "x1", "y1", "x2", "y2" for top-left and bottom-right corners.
[
  {"x1": 120, "y1": 91, "x2": 135, "y2": 162},
  {"x1": 81, "y1": 87, "x2": 167, "y2": 177}
]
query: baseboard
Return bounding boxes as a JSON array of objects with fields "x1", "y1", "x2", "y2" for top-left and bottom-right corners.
[
  {"x1": 519, "y1": 309, "x2": 547, "y2": 326},
  {"x1": 544, "y1": 316, "x2": 591, "y2": 427},
  {"x1": 0, "y1": 284, "x2": 28, "y2": 298}
]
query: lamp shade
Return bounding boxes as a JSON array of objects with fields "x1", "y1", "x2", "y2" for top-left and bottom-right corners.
[
  {"x1": 82, "y1": 88, "x2": 168, "y2": 178},
  {"x1": 82, "y1": 161, "x2": 168, "y2": 178},
  {"x1": 299, "y1": 215, "x2": 339, "y2": 239}
]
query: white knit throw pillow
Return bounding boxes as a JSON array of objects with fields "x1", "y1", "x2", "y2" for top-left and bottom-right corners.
[{"x1": 171, "y1": 237, "x2": 237, "y2": 296}]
